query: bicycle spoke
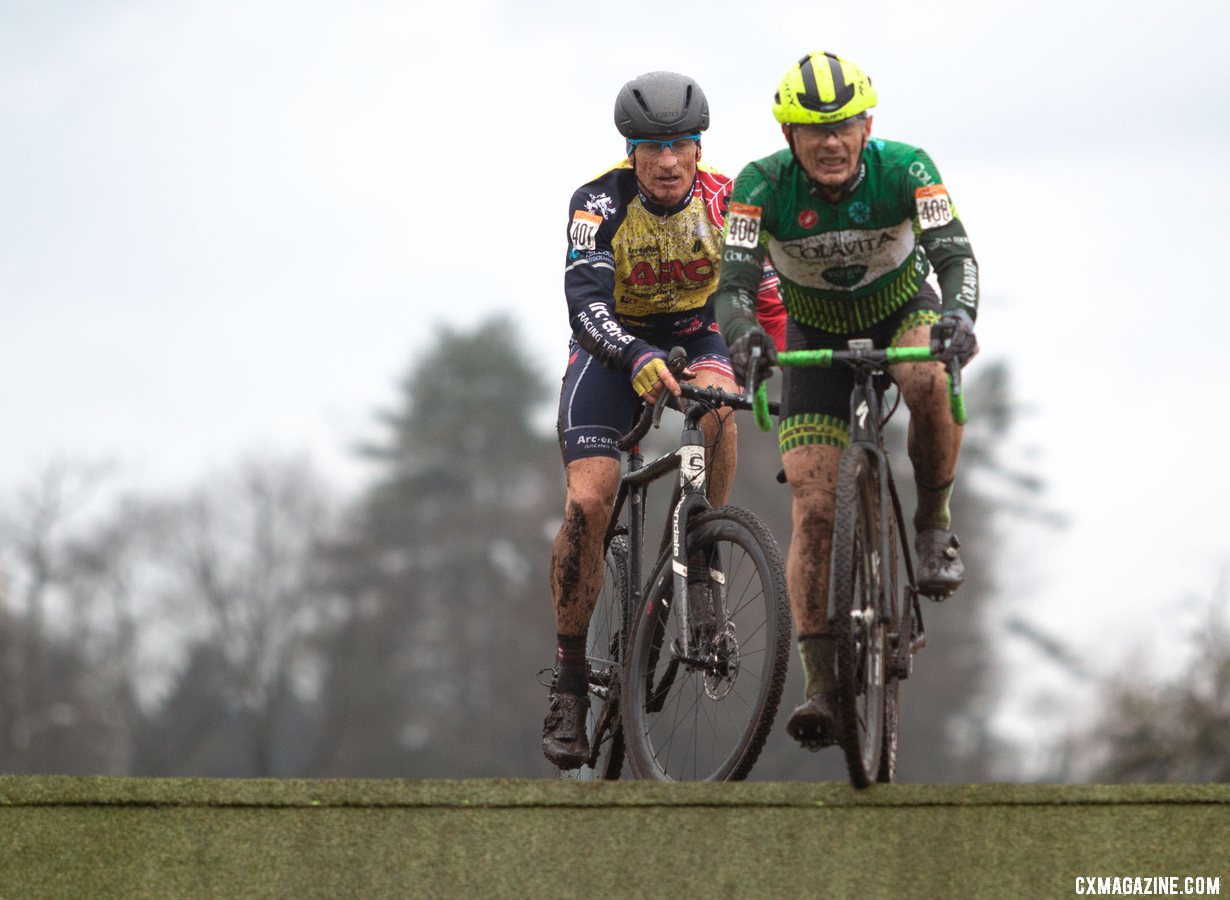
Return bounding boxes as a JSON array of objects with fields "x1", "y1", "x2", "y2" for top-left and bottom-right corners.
[{"x1": 625, "y1": 508, "x2": 790, "y2": 781}]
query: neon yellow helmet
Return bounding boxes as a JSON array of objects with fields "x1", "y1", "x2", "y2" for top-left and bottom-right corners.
[{"x1": 772, "y1": 51, "x2": 876, "y2": 125}]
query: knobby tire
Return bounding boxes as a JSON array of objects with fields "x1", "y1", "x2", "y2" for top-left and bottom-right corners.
[
  {"x1": 560, "y1": 536, "x2": 631, "y2": 781},
  {"x1": 831, "y1": 446, "x2": 898, "y2": 788},
  {"x1": 623, "y1": 506, "x2": 790, "y2": 781}
]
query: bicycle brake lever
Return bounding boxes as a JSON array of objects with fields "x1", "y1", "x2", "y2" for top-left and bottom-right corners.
[
  {"x1": 746, "y1": 344, "x2": 762, "y2": 401},
  {"x1": 652, "y1": 393, "x2": 669, "y2": 429},
  {"x1": 667, "y1": 345, "x2": 688, "y2": 377},
  {"x1": 947, "y1": 356, "x2": 963, "y2": 396},
  {"x1": 739, "y1": 326, "x2": 767, "y2": 402}
]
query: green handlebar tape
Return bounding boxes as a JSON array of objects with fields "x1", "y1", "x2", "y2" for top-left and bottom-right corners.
[
  {"x1": 947, "y1": 375, "x2": 969, "y2": 426},
  {"x1": 753, "y1": 382, "x2": 773, "y2": 432},
  {"x1": 778, "y1": 349, "x2": 834, "y2": 368},
  {"x1": 775, "y1": 346, "x2": 968, "y2": 426},
  {"x1": 884, "y1": 346, "x2": 935, "y2": 364}
]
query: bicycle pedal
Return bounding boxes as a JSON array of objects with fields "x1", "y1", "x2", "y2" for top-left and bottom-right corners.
[
  {"x1": 792, "y1": 727, "x2": 838, "y2": 752},
  {"x1": 787, "y1": 714, "x2": 839, "y2": 752}
]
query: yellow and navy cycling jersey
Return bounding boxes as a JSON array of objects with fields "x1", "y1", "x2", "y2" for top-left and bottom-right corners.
[{"x1": 564, "y1": 160, "x2": 782, "y2": 373}]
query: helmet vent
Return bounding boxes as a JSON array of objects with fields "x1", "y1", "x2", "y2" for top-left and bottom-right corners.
[{"x1": 614, "y1": 71, "x2": 709, "y2": 136}]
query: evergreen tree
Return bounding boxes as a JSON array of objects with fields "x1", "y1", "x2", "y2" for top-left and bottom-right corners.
[{"x1": 308, "y1": 317, "x2": 560, "y2": 776}]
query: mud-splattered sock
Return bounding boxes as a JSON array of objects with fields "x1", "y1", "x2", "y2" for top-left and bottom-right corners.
[
  {"x1": 914, "y1": 478, "x2": 955, "y2": 532},
  {"x1": 554, "y1": 633, "x2": 588, "y2": 697},
  {"x1": 798, "y1": 633, "x2": 836, "y2": 698}
]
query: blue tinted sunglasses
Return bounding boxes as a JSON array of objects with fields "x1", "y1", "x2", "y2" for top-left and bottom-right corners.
[{"x1": 625, "y1": 133, "x2": 702, "y2": 156}]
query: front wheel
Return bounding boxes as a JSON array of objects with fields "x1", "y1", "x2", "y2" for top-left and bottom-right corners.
[
  {"x1": 830, "y1": 446, "x2": 899, "y2": 788},
  {"x1": 559, "y1": 536, "x2": 631, "y2": 781},
  {"x1": 623, "y1": 507, "x2": 790, "y2": 781}
]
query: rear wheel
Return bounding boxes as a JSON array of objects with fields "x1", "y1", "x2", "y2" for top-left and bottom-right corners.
[
  {"x1": 559, "y1": 536, "x2": 630, "y2": 781},
  {"x1": 878, "y1": 672, "x2": 899, "y2": 783},
  {"x1": 831, "y1": 447, "x2": 895, "y2": 788},
  {"x1": 623, "y1": 507, "x2": 790, "y2": 781}
]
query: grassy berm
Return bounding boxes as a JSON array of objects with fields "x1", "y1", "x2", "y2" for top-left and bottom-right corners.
[{"x1": 0, "y1": 777, "x2": 1227, "y2": 898}]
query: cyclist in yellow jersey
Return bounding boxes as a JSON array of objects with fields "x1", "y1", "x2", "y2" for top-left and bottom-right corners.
[{"x1": 544, "y1": 71, "x2": 782, "y2": 769}]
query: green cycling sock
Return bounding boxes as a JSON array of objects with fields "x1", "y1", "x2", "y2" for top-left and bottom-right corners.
[
  {"x1": 798, "y1": 634, "x2": 836, "y2": 698},
  {"x1": 914, "y1": 478, "x2": 954, "y2": 532}
]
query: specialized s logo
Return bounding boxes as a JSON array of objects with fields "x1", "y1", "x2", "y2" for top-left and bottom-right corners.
[{"x1": 623, "y1": 258, "x2": 715, "y2": 286}]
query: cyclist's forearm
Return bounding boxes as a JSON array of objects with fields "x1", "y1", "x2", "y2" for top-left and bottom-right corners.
[
  {"x1": 714, "y1": 249, "x2": 767, "y2": 345},
  {"x1": 568, "y1": 297, "x2": 650, "y2": 371},
  {"x1": 565, "y1": 257, "x2": 650, "y2": 369},
  {"x1": 719, "y1": 162, "x2": 777, "y2": 344},
  {"x1": 925, "y1": 225, "x2": 979, "y2": 322}
]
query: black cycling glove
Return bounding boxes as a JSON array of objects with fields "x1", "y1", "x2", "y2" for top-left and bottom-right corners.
[
  {"x1": 728, "y1": 326, "x2": 778, "y2": 387},
  {"x1": 930, "y1": 310, "x2": 979, "y2": 368}
]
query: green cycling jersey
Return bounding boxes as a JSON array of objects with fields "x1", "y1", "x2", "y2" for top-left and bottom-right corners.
[{"x1": 715, "y1": 138, "x2": 978, "y2": 342}]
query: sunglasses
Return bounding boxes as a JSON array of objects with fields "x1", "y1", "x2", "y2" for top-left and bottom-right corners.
[
  {"x1": 792, "y1": 115, "x2": 867, "y2": 139},
  {"x1": 625, "y1": 133, "x2": 702, "y2": 157}
]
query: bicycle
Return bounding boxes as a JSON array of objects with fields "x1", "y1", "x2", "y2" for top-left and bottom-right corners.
[
  {"x1": 557, "y1": 349, "x2": 791, "y2": 782},
  {"x1": 748, "y1": 335, "x2": 968, "y2": 788}
]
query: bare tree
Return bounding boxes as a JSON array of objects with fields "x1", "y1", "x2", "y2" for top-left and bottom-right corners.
[
  {"x1": 0, "y1": 455, "x2": 342, "y2": 776},
  {"x1": 1067, "y1": 572, "x2": 1230, "y2": 782},
  {"x1": 138, "y1": 455, "x2": 340, "y2": 776},
  {"x1": 0, "y1": 462, "x2": 137, "y2": 773}
]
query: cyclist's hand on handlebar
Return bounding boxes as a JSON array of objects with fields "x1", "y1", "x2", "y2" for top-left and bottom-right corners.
[
  {"x1": 930, "y1": 310, "x2": 979, "y2": 368},
  {"x1": 728, "y1": 326, "x2": 778, "y2": 387},
  {"x1": 630, "y1": 350, "x2": 690, "y2": 404}
]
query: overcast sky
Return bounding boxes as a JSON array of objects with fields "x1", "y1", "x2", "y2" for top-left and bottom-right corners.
[{"x1": 3, "y1": 0, "x2": 1228, "y2": 751}]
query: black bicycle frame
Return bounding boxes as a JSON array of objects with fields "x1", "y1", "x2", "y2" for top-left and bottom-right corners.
[
  {"x1": 832, "y1": 361, "x2": 926, "y2": 677},
  {"x1": 603, "y1": 402, "x2": 717, "y2": 660}
]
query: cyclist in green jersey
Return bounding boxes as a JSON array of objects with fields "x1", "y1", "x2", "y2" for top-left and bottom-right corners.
[{"x1": 714, "y1": 51, "x2": 979, "y2": 750}]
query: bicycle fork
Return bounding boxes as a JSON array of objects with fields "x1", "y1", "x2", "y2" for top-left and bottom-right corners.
[{"x1": 841, "y1": 375, "x2": 925, "y2": 680}]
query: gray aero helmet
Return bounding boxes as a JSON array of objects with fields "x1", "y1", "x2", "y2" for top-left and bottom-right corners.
[{"x1": 613, "y1": 71, "x2": 710, "y2": 138}]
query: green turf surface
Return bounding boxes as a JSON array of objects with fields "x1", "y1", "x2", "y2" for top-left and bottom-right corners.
[{"x1": 1, "y1": 777, "x2": 1226, "y2": 898}]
